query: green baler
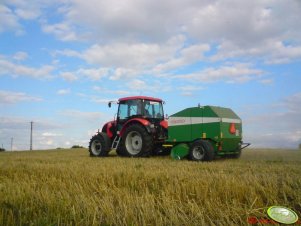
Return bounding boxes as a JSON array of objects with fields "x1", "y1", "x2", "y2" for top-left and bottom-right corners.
[{"x1": 166, "y1": 105, "x2": 249, "y2": 161}]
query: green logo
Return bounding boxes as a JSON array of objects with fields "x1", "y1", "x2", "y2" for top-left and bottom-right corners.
[{"x1": 267, "y1": 206, "x2": 299, "y2": 224}]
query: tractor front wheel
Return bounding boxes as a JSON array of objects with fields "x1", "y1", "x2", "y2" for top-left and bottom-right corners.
[
  {"x1": 121, "y1": 124, "x2": 153, "y2": 157},
  {"x1": 89, "y1": 132, "x2": 111, "y2": 157},
  {"x1": 188, "y1": 140, "x2": 215, "y2": 161}
]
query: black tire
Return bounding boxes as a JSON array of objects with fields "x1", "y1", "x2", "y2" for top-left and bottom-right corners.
[
  {"x1": 89, "y1": 132, "x2": 111, "y2": 157},
  {"x1": 121, "y1": 124, "x2": 153, "y2": 157},
  {"x1": 188, "y1": 140, "x2": 215, "y2": 161},
  {"x1": 116, "y1": 144, "x2": 127, "y2": 157}
]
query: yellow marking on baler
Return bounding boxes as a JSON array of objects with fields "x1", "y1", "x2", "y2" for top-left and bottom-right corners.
[
  {"x1": 163, "y1": 144, "x2": 173, "y2": 147},
  {"x1": 202, "y1": 133, "x2": 206, "y2": 138},
  {"x1": 221, "y1": 132, "x2": 223, "y2": 138}
]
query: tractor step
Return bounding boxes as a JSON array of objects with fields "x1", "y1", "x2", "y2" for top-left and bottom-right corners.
[{"x1": 111, "y1": 135, "x2": 121, "y2": 150}]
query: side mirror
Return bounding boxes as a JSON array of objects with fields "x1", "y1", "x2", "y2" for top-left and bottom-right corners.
[{"x1": 108, "y1": 100, "x2": 118, "y2": 108}]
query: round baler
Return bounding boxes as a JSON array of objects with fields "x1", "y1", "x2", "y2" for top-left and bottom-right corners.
[{"x1": 166, "y1": 106, "x2": 249, "y2": 161}]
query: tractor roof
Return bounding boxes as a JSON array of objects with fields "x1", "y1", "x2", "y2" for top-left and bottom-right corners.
[{"x1": 118, "y1": 96, "x2": 163, "y2": 102}]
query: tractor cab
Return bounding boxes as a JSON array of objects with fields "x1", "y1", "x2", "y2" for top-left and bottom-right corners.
[
  {"x1": 115, "y1": 96, "x2": 166, "y2": 141},
  {"x1": 117, "y1": 97, "x2": 164, "y2": 125}
]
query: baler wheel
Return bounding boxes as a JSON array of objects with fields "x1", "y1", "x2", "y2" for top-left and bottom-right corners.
[
  {"x1": 188, "y1": 140, "x2": 215, "y2": 161},
  {"x1": 121, "y1": 124, "x2": 153, "y2": 157},
  {"x1": 89, "y1": 132, "x2": 111, "y2": 157}
]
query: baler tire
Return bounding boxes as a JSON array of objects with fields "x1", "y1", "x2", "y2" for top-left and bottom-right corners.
[
  {"x1": 89, "y1": 132, "x2": 111, "y2": 157},
  {"x1": 121, "y1": 124, "x2": 153, "y2": 157},
  {"x1": 188, "y1": 140, "x2": 215, "y2": 161}
]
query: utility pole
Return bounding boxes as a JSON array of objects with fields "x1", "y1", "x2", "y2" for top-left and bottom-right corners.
[
  {"x1": 11, "y1": 137, "x2": 13, "y2": 151},
  {"x1": 30, "y1": 121, "x2": 33, "y2": 151}
]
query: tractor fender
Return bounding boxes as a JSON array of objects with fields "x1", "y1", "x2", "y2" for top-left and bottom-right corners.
[
  {"x1": 160, "y1": 120, "x2": 168, "y2": 129},
  {"x1": 102, "y1": 121, "x2": 116, "y2": 139},
  {"x1": 120, "y1": 118, "x2": 151, "y2": 136}
]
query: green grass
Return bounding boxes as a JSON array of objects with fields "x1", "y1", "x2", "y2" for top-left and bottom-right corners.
[{"x1": 1, "y1": 148, "x2": 301, "y2": 225}]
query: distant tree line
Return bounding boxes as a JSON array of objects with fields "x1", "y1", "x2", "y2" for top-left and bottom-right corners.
[
  {"x1": 71, "y1": 145, "x2": 84, "y2": 149},
  {"x1": 0, "y1": 148, "x2": 5, "y2": 152}
]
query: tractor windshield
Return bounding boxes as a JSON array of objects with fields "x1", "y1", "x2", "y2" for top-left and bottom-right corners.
[
  {"x1": 117, "y1": 99, "x2": 163, "y2": 120},
  {"x1": 143, "y1": 100, "x2": 164, "y2": 119}
]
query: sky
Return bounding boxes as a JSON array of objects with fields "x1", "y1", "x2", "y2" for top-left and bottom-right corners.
[{"x1": 0, "y1": 0, "x2": 301, "y2": 151}]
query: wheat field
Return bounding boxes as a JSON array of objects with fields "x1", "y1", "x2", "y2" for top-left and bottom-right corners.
[{"x1": 1, "y1": 148, "x2": 301, "y2": 225}]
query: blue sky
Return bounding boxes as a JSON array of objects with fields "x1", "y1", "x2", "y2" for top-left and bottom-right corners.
[{"x1": 1, "y1": 0, "x2": 301, "y2": 150}]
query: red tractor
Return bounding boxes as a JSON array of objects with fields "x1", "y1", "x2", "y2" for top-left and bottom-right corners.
[{"x1": 89, "y1": 96, "x2": 168, "y2": 157}]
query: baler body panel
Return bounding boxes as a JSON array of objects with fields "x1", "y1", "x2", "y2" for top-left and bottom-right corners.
[{"x1": 167, "y1": 106, "x2": 242, "y2": 155}]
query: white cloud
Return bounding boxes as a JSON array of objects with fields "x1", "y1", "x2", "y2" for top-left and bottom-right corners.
[
  {"x1": 13, "y1": 51, "x2": 28, "y2": 61},
  {"x1": 3, "y1": 0, "x2": 301, "y2": 66},
  {"x1": 60, "y1": 110, "x2": 106, "y2": 121},
  {"x1": 59, "y1": 67, "x2": 110, "y2": 81},
  {"x1": 213, "y1": 40, "x2": 301, "y2": 64},
  {"x1": 15, "y1": 8, "x2": 40, "y2": 20},
  {"x1": 82, "y1": 40, "x2": 177, "y2": 68},
  {"x1": 53, "y1": 49, "x2": 82, "y2": 58},
  {"x1": 176, "y1": 63, "x2": 264, "y2": 83},
  {"x1": 40, "y1": 0, "x2": 301, "y2": 65},
  {"x1": 57, "y1": 89, "x2": 71, "y2": 95},
  {"x1": 243, "y1": 92, "x2": 301, "y2": 148},
  {"x1": 56, "y1": 35, "x2": 211, "y2": 81},
  {"x1": 56, "y1": 0, "x2": 188, "y2": 42},
  {"x1": 0, "y1": 90, "x2": 42, "y2": 104},
  {"x1": 41, "y1": 20, "x2": 80, "y2": 41},
  {"x1": 127, "y1": 79, "x2": 146, "y2": 90},
  {"x1": 0, "y1": 57, "x2": 54, "y2": 78},
  {"x1": 153, "y1": 43, "x2": 210, "y2": 73},
  {"x1": 109, "y1": 67, "x2": 141, "y2": 81},
  {"x1": 42, "y1": 132, "x2": 62, "y2": 137},
  {"x1": 184, "y1": 1, "x2": 301, "y2": 47},
  {"x1": 0, "y1": 5, "x2": 23, "y2": 34},
  {"x1": 39, "y1": 1, "x2": 301, "y2": 44},
  {"x1": 60, "y1": 72, "x2": 78, "y2": 81},
  {"x1": 125, "y1": 78, "x2": 171, "y2": 94},
  {"x1": 77, "y1": 68, "x2": 108, "y2": 80},
  {"x1": 93, "y1": 86, "x2": 131, "y2": 96}
]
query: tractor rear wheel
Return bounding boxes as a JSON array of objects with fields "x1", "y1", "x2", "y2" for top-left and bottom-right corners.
[
  {"x1": 121, "y1": 124, "x2": 153, "y2": 157},
  {"x1": 89, "y1": 132, "x2": 111, "y2": 157},
  {"x1": 188, "y1": 140, "x2": 215, "y2": 161}
]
